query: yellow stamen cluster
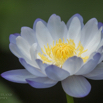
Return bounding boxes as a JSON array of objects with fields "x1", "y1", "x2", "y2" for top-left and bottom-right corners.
[{"x1": 38, "y1": 38, "x2": 89, "y2": 67}]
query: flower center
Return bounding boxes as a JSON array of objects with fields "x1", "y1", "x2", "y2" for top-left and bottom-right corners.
[{"x1": 38, "y1": 38, "x2": 89, "y2": 67}]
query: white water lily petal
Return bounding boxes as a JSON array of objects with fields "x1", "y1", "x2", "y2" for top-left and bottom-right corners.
[
  {"x1": 1, "y1": 69, "x2": 36, "y2": 83},
  {"x1": 26, "y1": 77, "x2": 57, "y2": 88},
  {"x1": 16, "y1": 36, "x2": 31, "y2": 59},
  {"x1": 47, "y1": 14, "x2": 67, "y2": 41},
  {"x1": 80, "y1": 18, "x2": 98, "y2": 48},
  {"x1": 81, "y1": 27, "x2": 102, "y2": 57},
  {"x1": 84, "y1": 62, "x2": 103, "y2": 80},
  {"x1": 9, "y1": 43, "x2": 22, "y2": 58},
  {"x1": 67, "y1": 16, "x2": 81, "y2": 45},
  {"x1": 10, "y1": 43, "x2": 34, "y2": 66},
  {"x1": 67, "y1": 14, "x2": 84, "y2": 29},
  {"x1": 36, "y1": 21, "x2": 53, "y2": 48},
  {"x1": 33, "y1": 18, "x2": 47, "y2": 31},
  {"x1": 62, "y1": 56, "x2": 83, "y2": 75},
  {"x1": 21, "y1": 27, "x2": 36, "y2": 45},
  {"x1": 30, "y1": 43, "x2": 37, "y2": 61},
  {"x1": 30, "y1": 43, "x2": 39, "y2": 68},
  {"x1": 61, "y1": 75, "x2": 91, "y2": 98}
]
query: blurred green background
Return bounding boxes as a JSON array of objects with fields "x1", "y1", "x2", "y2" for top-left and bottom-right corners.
[{"x1": 0, "y1": 0, "x2": 103, "y2": 103}]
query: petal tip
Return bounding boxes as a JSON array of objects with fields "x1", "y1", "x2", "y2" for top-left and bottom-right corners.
[
  {"x1": 1, "y1": 72, "x2": 5, "y2": 79},
  {"x1": 33, "y1": 18, "x2": 47, "y2": 30},
  {"x1": 49, "y1": 14, "x2": 61, "y2": 21},
  {"x1": 1, "y1": 72, "x2": 10, "y2": 80},
  {"x1": 1, "y1": 72, "x2": 13, "y2": 82},
  {"x1": 26, "y1": 79, "x2": 31, "y2": 84},
  {"x1": 21, "y1": 26, "x2": 28, "y2": 31},
  {"x1": 93, "y1": 53, "x2": 101, "y2": 59},
  {"x1": 73, "y1": 13, "x2": 82, "y2": 18},
  {"x1": 19, "y1": 58, "x2": 24, "y2": 63},
  {"x1": 50, "y1": 14, "x2": 57, "y2": 17},
  {"x1": 34, "y1": 18, "x2": 43, "y2": 25}
]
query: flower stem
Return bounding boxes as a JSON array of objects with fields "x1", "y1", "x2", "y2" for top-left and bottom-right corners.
[{"x1": 66, "y1": 94, "x2": 74, "y2": 103}]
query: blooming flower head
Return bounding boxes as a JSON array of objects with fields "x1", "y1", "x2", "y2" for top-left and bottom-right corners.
[{"x1": 1, "y1": 14, "x2": 103, "y2": 98}]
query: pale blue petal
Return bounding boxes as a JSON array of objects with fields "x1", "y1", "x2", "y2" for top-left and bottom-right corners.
[
  {"x1": 98, "y1": 22, "x2": 103, "y2": 29},
  {"x1": 97, "y1": 46, "x2": 103, "y2": 53},
  {"x1": 62, "y1": 56, "x2": 83, "y2": 75},
  {"x1": 45, "y1": 65, "x2": 70, "y2": 81},
  {"x1": 36, "y1": 59, "x2": 49, "y2": 75},
  {"x1": 61, "y1": 75, "x2": 91, "y2": 98},
  {"x1": 9, "y1": 33, "x2": 20, "y2": 44},
  {"x1": 26, "y1": 77, "x2": 57, "y2": 88},
  {"x1": 98, "y1": 53, "x2": 103, "y2": 64},
  {"x1": 84, "y1": 62, "x2": 103, "y2": 80},
  {"x1": 76, "y1": 53, "x2": 101, "y2": 75},
  {"x1": 1, "y1": 69, "x2": 36, "y2": 83}
]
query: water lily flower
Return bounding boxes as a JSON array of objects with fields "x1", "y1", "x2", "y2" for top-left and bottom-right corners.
[{"x1": 1, "y1": 14, "x2": 103, "y2": 98}]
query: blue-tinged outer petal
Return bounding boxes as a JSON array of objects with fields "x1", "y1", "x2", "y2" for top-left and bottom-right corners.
[
  {"x1": 98, "y1": 22, "x2": 103, "y2": 39},
  {"x1": 1, "y1": 69, "x2": 36, "y2": 83},
  {"x1": 45, "y1": 65, "x2": 70, "y2": 81},
  {"x1": 84, "y1": 62, "x2": 103, "y2": 80},
  {"x1": 98, "y1": 22, "x2": 103, "y2": 29},
  {"x1": 97, "y1": 46, "x2": 103, "y2": 53},
  {"x1": 33, "y1": 18, "x2": 47, "y2": 31},
  {"x1": 9, "y1": 33, "x2": 20, "y2": 44},
  {"x1": 36, "y1": 59, "x2": 49, "y2": 75},
  {"x1": 26, "y1": 77, "x2": 57, "y2": 88},
  {"x1": 19, "y1": 58, "x2": 46, "y2": 77},
  {"x1": 76, "y1": 53, "x2": 101, "y2": 75},
  {"x1": 61, "y1": 75, "x2": 91, "y2": 98},
  {"x1": 98, "y1": 53, "x2": 103, "y2": 64},
  {"x1": 67, "y1": 13, "x2": 84, "y2": 29}
]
